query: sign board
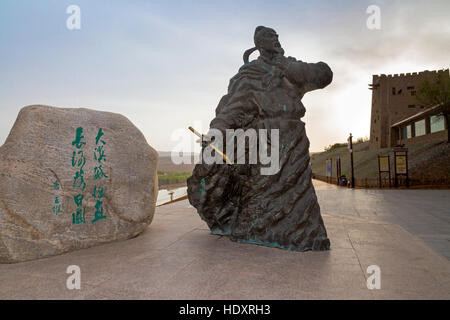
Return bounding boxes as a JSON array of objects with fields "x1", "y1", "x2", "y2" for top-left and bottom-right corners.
[
  {"x1": 379, "y1": 156, "x2": 390, "y2": 172},
  {"x1": 395, "y1": 155, "x2": 407, "y2": 174},
  {"x1": 326, "y1": 159, "x2": 332, "y2": 177},
  {"x1": 393, "y1": 147, "x2": 409, "y2": 187},
  {"x1": 378, "y1": 155, "x2": 391, "y2": 188}
]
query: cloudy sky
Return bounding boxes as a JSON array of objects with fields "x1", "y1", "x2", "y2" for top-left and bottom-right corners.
[{"x1": 0, "y1": 0, "x2": 449, "y2": 152}]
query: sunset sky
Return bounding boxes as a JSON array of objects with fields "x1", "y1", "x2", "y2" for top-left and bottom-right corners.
[{"x1": 0, "y1": 0, "x2": 449, "y2": 152}]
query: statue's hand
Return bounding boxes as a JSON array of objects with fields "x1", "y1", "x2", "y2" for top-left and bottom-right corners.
[{"x1": 196, "y1": 129, "x2": 214, "y2": 148}]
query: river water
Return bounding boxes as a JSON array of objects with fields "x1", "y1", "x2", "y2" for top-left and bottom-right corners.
[{"x1": 156, "y1": 186, "x2": 188, "y2": 206}]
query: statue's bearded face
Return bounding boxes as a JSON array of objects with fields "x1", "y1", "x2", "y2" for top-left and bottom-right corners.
[{"x1": 256, "y1": 28, "x2": 285, "y2": 55}]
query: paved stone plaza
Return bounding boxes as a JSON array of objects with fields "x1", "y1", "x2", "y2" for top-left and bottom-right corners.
[
  {"x1": 314, "y1": 181, "x2": 450, "y2": 259},
  {"x1": 0, "y1": 180, "x2": 449, "y2": 299}
]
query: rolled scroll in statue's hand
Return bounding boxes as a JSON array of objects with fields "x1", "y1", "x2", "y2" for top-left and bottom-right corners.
[{"x1": 188, "y1": 126, "x2": 232, "y2": 164}]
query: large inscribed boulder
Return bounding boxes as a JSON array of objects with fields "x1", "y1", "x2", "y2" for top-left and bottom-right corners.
[{"x1": 0, "y1": 105, "x2": 158, "y2": 263}]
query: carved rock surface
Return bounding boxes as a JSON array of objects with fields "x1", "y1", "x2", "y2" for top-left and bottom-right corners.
[{"x1": 0, "y1": 105, "x2": 158, "y2": 263}]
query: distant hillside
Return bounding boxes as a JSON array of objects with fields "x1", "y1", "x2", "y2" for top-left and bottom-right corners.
[
  {"x1": 157, "y1": 150, "x2": 199, "y2": 157},
  {"x1": 157, "y1": 155, "x2": 196, "y2": 172},
  {"x1": 156, "y1": 152, "x2": 196, "y2": 189},
  {"x1": 157, "y1": 144, "x2": 450, "y2": 188},
  {"x1": 157, "y1": 151, "x2": 198, "y2": 172},
  {"x1": 310, "y1": 141, "x2": 450, "y2": 187}
]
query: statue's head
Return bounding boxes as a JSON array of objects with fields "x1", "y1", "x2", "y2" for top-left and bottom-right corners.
[
  {"x1": 254, "y1": 26, "x2": 284, "y2": 56},
  {"x1": 243, "y1": 26, "x2": 285, "y2": 64}
]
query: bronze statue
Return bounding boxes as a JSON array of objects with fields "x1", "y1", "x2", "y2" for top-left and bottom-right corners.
[{"x1": 187, "y1": 26, "x2": 332, "y2": 251}]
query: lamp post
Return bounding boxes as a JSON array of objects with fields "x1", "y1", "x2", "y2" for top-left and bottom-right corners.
[{"x1": 347, "y1": 133, "x2": 355, "y2": 188}]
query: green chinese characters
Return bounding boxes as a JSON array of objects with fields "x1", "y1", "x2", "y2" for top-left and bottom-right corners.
[
  {"x1": 51, "y1": 180, "x2": 62, "y2": 215},
  {"x1": 92, "y1": 128, "x2": 107, "y2": 223},
  {"x1": 71, "y1": 126, "x2": 86, "y2": 224},
  {"x1": 65, "y1": 127, "x2": 108, "y2": 225}
]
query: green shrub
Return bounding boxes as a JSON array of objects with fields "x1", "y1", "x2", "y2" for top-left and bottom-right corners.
[{"x1": 157, "y1": 171, "x2": 192, "y2": 186}]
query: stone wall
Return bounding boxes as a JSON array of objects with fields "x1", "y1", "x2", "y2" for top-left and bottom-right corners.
[{"x1": 399, "y1": 130, "x2": 447, "y2": 146}]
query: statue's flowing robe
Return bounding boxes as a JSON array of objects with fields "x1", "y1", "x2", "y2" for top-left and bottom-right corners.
[{"x1": 187, "y1": 55, "x2": 332, "y2": 251}]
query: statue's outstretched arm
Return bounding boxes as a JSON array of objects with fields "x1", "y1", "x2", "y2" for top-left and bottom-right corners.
[{"x1": 285, "y1": 59, "x2": 333, "y2": 93}]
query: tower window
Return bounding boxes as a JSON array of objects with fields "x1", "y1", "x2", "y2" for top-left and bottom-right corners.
[
  {"x1": 430, "y1": 115, "x2": 445, "y2": 133},
  {"x1": 415, "y1": 119, "x2": 426, "y2": 136},
  {"x1": 401, "y1": 125, "x2": 412, "y2": 139}
]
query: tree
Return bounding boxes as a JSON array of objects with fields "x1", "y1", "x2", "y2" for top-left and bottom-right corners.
[{"x1": 415, "y1": 70, "x2": 450, "y2": 142}]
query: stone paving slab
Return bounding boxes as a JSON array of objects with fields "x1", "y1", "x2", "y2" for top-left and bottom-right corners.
[
  {"x1": 314, "y1": 180, "x2": 450, "y2": 259},
  {"x1": 0, "y1": 200, "x2": 449, "y2": 299}
]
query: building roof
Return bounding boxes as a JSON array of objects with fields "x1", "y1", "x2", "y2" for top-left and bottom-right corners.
[{"x1": 390, "y1": 104, "x2": 444, "y2": 128}]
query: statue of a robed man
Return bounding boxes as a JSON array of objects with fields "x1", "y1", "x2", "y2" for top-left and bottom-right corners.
[{"x1": 187, "y1": 26, "x2": 332, "y2": 251}]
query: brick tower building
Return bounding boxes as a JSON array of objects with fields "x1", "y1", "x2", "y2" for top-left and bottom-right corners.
[{"x1": 369, "y1": 69, "x2": 449, "y2": 150}]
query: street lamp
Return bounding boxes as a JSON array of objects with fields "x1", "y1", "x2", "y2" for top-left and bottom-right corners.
[{"x1": 347, "y1": 133, "x2": 355, "y2": 188}]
